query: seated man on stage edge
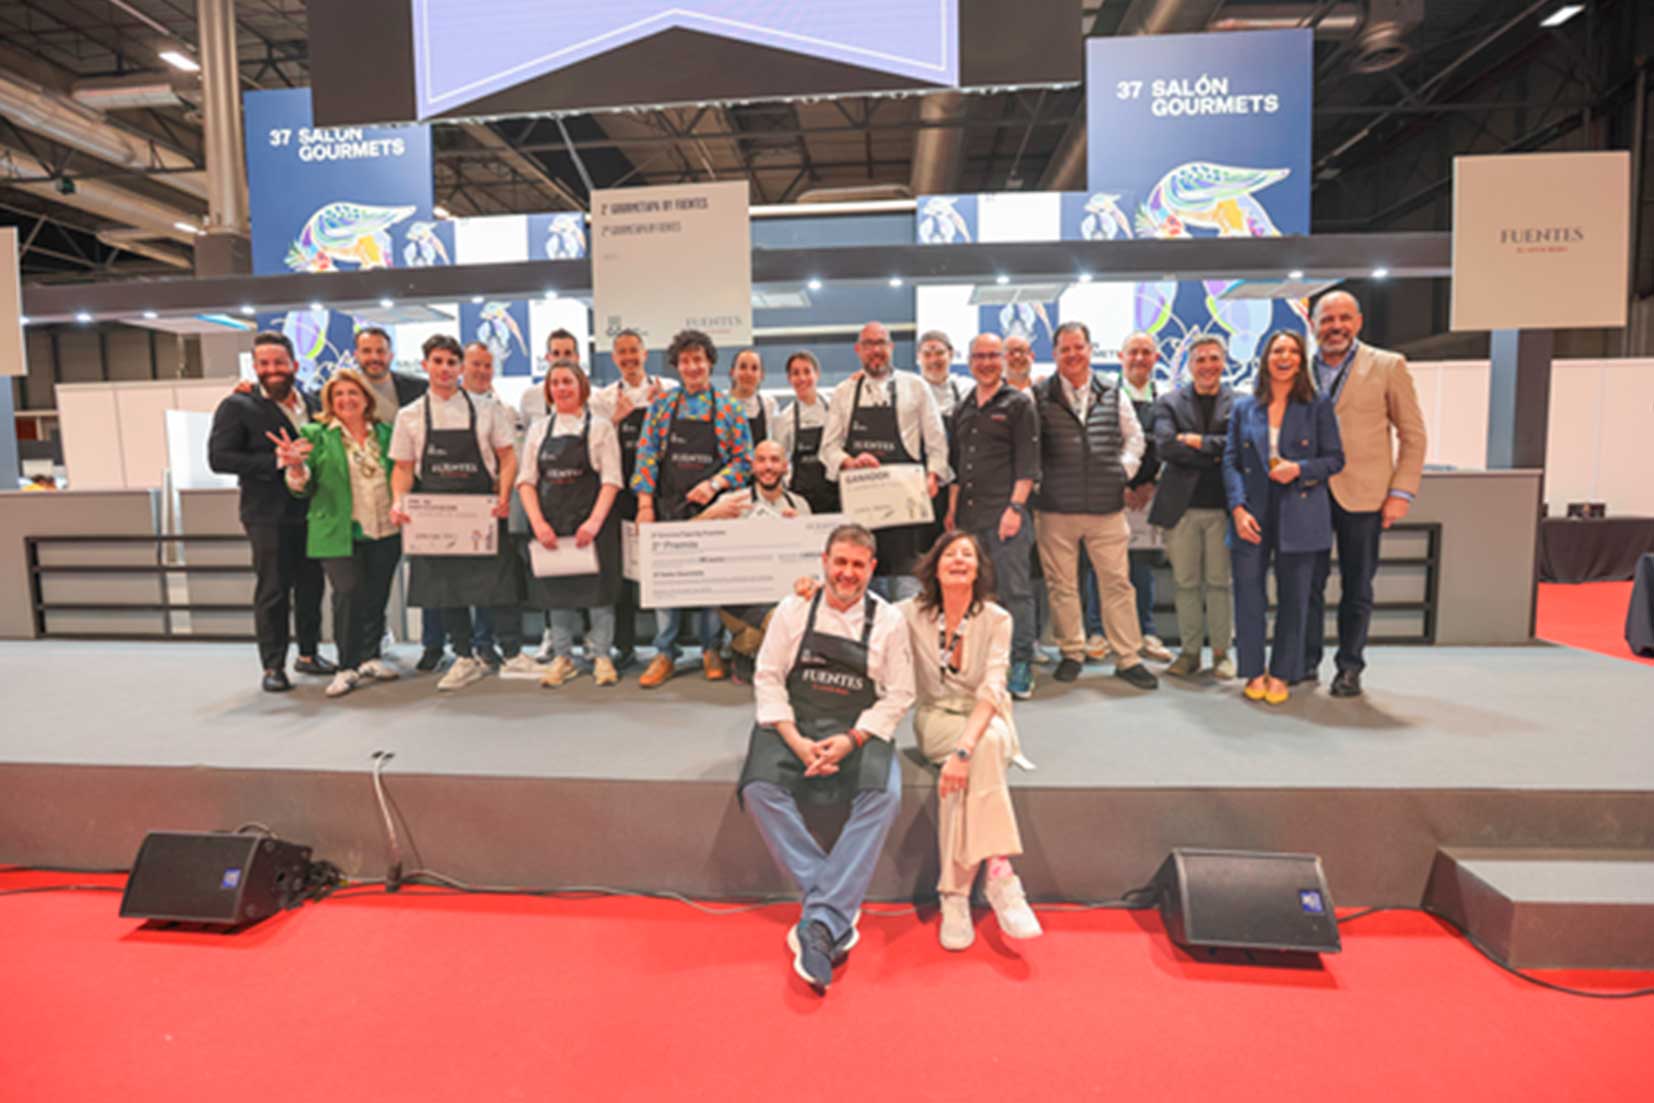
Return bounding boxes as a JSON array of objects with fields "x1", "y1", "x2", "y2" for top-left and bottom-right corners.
[
  {"x1": 697, "y1": 439, "x2": 813, "y2": 684},
  {"x1": 738, "y1": 523, "x2": 914, "y2": 996}
]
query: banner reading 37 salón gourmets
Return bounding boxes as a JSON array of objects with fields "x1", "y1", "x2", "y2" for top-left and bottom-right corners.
[{"x1": 1084, "y1": 29, "x2": 1311, "y2": 385}]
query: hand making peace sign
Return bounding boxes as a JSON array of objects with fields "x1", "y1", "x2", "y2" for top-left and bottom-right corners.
[{"x1": 265, "y1": 427, "x2": 312, "y2": 470}]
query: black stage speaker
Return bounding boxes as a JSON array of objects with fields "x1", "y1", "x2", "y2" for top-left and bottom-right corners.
[
  {"x1": 1154, "y1": 848, "x2": 1341, "y2": 957},
  {"x1": 120, "y1": 832, "x2": 314, "y2": 927}
]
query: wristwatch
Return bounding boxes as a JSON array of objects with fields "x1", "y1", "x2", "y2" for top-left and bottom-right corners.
[{"x1": 953, "y1": 746, "x2": 972, "y2": 761}]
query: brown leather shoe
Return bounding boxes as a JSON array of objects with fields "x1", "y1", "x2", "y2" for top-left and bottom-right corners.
[
  {"x1": 702, "y1": 649, "x2": 729, "y2": 681},
  {"x1": 639, "y1": 653, "x2": 676, "y2": 689}
]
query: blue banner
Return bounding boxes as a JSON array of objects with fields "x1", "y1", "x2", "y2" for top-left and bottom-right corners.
[
  {"x1": 1085, "y1": 29, "x2": 1312, "y2": 387},
  {"x1": 461, "y1": 299, "x2": 535, "y2": 378}
]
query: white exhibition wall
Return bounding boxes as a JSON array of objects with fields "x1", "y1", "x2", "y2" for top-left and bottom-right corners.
[
  {"x1": 1409, "y1": 358, "x2": 1654, "y2": 515},
  {"x1": 56, "y1": 378, "x2": 246, "y2": 492}
]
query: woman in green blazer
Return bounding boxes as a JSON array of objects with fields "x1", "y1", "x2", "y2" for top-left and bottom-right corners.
[{"x1": 274, "y1": 367, "x2": 401, "y2": 698}]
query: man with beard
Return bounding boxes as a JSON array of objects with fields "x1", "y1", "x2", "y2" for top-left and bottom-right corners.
[
  {"x1": 699, "y1": 440, "x2": 813, "y2": 683},
  {"x1": 1004, "y1": 333, "x2": 1035, "y2": 392},
  {"x1": 738, "y1": 523, "x2": 914, "y2": 995},
  {"x1": 208, "y1": 331, "x2": 332, "y2": 692},
  {"x1": 352, "y1": 326, "x2": 426, "y2": 421}
]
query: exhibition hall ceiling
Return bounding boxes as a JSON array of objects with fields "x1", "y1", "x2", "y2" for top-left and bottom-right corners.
[{"x1": 0, "y1": 0, "x2": 1630, "y2": 281}]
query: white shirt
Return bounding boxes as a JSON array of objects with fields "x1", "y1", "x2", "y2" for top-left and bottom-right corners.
[
  {"x1": 731, "y1": 392, "x2": 780, "y2": 442},
  {"x1": 588, "y1": 375, "x2": 676, "y2": 423},
  {"x1": 262, "y1": 383, "x2": 309, "y2": 432},
  {"x1": 774, "y1": 395, "x2": 830, "y2": 460},
  {"x1": 819, "y1": 370, "x2": 950, "y2": 481},
  {"x1": 519, "y1": 384, "x2": 549, "y2": 426},
  {"x1": 388, "y1": 389, "x2": 517, "y2": 481},
  {"x1": 922, "y1": 373, "x2": 965, "y2": 418},
  {"x1": 516, "y1": 409, "x2": 624, "y2": 489},
  {"x1": 754, "y1": 591, "x2": 916, "y2": 742},
  {"x1": 1056, "y1": 372, "x2": 1147, "y2": 481},
  {"x1": 707, "y1": 484, "x2": 812, "y2": 519}
]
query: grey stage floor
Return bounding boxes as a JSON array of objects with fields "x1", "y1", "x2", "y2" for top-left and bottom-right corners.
[{"x1": 3, "y1": 640, "x2": 1651, "y2": 791}]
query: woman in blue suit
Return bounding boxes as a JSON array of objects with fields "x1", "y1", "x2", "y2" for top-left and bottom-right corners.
[{"x1": 1225, "y1": 330, "x2": 1345, "y2": 704}]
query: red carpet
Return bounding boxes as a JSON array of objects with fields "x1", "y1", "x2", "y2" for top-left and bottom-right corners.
[
  {"x1": 3, "y1": 872, "x2": 1650, "y2": 1101},
  {"x1": 1536, "y1": 581, "x2": 1653, "y2": 666}
]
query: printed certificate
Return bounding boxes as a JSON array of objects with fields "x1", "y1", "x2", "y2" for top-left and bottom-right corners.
[
  {"x1": 837, "y1": 463, "x2": 933, "y2": 530},
  {"x1": 403, "y1": 494, "x2": 497, "y2": 556}
]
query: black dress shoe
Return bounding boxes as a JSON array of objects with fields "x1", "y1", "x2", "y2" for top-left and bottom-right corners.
[
  {"x1": 1330, "y1": 669, "x2": 1363, "y2": 698},
  {"x1": 1053, "y1": 658, "x2": 1083, "y2": 683},
  {"x1": 1116, "y1": 663, "x2": 1160, "y2": 690},
  {"x1": 416, "y1": 646, "x2": 446, "y2": 672},
  {"x1": 293, "y1": 654, "x2": 337, "y2": 676},
  {"x1": 262, "y1": 669, "x2": 292, "y2": 693}
]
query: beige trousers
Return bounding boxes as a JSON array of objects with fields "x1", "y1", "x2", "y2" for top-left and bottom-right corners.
[
  {"x1": 1035, "y1": 509, "x2": 1143, "y2": 666},
  {"x1": 914, "y1": 705, "x2": 1022, "y2": 895},
  {"x1": 1164, "y1": 508, "x2": 1233, "y2": 653}
]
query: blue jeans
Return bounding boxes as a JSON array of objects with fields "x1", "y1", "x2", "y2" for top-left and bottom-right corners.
[
  {"x1": 550, "y1": 606, "x2": 614, "y2": 659},
  {"x1": 1128, "y1": 549, "x2": 1159, "y2": 638},
  {"x1": 744, "y1": 752, "x2": 902, "y2": 942},
  {"x1": 422, "y1": 607, "x2": 497, "y2": 649},
  {"x1": 970, "y1": 519, "x2": 1036, "y2": 663},
  {"x1": 1306, "y1": 500, "x2": 1383, "y2": 675},
  {"x1": 1231, "y1": 485, "x2": 1317, "y2": 682},
  {"x1": 652, "y1": 607, "x2": 722, "y2": 660}
]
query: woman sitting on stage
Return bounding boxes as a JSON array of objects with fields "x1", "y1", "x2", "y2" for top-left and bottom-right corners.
[
  {"x1": 276, "y1": 368, "x2": 400, "y2": 700},
  {"x1": 517, "y1": 361, "x2": 625, "y2": 689},
  {"x1": 797, "y1": 529, "x2": 1041, "y2": 950},
  {"x1": 1224, "y1": 329, "x2": 1345, "y2": 705}
]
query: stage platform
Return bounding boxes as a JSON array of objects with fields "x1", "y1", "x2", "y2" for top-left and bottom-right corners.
[{"x1": 3, "y1": 640, "x2": 1651, "y2": 906}]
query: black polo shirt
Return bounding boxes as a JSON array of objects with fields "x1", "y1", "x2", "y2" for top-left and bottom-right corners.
[{"x1": 949, "y1": 382, "x2": 1040, "y2": 531}]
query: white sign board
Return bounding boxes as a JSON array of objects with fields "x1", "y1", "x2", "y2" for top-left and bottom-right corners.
[
  {"x1": 1, "y1": 227, "x2": 23, "y2": 378},
  {"x1": 1451, "y1": 152, "x2": 1630, "y2": 331},
  {"x1": 403, "y1": 494, "x2": 498, "y2": 556},
  {"x1": 638, "y1": 514, "x2": 847, "y2": 608},
  {"x1": 838, "y1": 463, "x2": 934, "y2": 530},
  {"x1": 591, "y1": 181, "x2": 752, "y2": 348}
]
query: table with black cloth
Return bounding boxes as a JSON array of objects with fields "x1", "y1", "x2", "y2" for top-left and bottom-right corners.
[
  {"x1": 1538, "y1": 517, "x2": 1654, "y2": 583},
  {"x1": 1627, "y1": 553, "x2": 1654, "y2": 657}
]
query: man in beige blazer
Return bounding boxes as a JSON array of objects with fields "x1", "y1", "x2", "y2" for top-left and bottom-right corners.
[{"x1": 1305, "y1": 291, "x2": 1427, "y2": 697}]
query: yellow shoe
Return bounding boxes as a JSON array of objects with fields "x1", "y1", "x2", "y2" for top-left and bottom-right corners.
[
  {"x1": 539, "y1": 655, "x2": 580, "y2": 688},
  {"x1": 593, "y1": 657, "x2": 619, "y2": 687},
  {"x1": 638, "y1": 653, "x2": 676, "y2": 689},
  {"x1": 1265, "y1": 680, "x2": 1289, "y2": 705},
  {"x1": 1244, "y1": 677, "x2": 1268, "y2": 701},
  {"x1": 703, "y1": 649, "x2": 729, "y2": 681}
]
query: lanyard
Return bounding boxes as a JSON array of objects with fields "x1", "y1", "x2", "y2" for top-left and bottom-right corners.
[{"x1": 938, "y1": 610, "x2": 971, "y2": 674}]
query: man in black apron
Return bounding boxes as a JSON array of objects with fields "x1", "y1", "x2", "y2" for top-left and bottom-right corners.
[
  {"x1": 819, "y1": 321, "x2": 950, "y2": 602},
  {"x1": 388, "y1": 334, "x2": 523, "y2": 692},
  {"x1": 738, "y1": 523, "x2": 915, "y2": 995},
  {"x1": 593, "y1": 328, "x2": 670, "y2": 668},
  {"x1": 630, "y1": 328, "x2": 755, "y2": 689}
]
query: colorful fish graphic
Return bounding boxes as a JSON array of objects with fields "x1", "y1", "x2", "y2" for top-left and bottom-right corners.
[
  {"x1": 1134, "y1": 162, "x2": 1291, "y2": 239},
  {"x1": 402, "y1": 220, "x2": 451, "y2": 267},
  {"x1": 1079, "y1": 193, "x2": 1134, "y2": 241},
  {"x1": 285, "y1": 201, "x2": 416, "y2": 272}
]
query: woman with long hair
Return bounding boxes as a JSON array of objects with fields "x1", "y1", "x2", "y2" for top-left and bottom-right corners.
[
  {"x1": 1224, "y1": 330, "x2": 1346, "y2": 704},
  {"x1": 275, "y1": 368, "x2": 400, "y2": 699}
]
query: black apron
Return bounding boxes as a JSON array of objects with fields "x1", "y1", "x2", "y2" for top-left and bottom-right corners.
[
  {"x1": 655, "y1": 388, "x2": 725, "y2": 522},
  {"x1": 845, "y1": 376, "x2": 927, "y2": 575},
  {"x1": 523, "y1": 410, "x2": 622, "y2": 609},
  {"x1": 407, "y1": 391, "x2": 523, "y2": 608},
  {"x1": 613, "y1": 379, "x2": 652, "y2": 523},
  {"x1": 788, "y1": 400, "x2": 840, "y2": 514},
  {"x1": 745, "y1": 396, "x2": 768, "y2": 447},
  {"x1": 737, "y1": 591, "x2": 894, "y2": 807}
]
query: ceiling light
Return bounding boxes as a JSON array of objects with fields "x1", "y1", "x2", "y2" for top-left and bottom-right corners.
[
  {"x1": 75, "y1": 311, "x2": 92, "y2": 324},
  {"x1": 888, "y1": 277, "x2": 904, "y2": 288},
  {"x1": 1371, "y1": 267, "x2": 1390, "y2": 280},
  {"x1": 543, "y1": 289, "x2": 559, "y2": 301},
  {"x1": 995, "y1": 274, "x2": 1010, "y2": 285},
  {"x1": 1540, "y1": 5, "x2": 1584, "y2": 28},
  {"x1": 308, "y1": 302, "x2": 323, "y2": 312},
  {"x1": 238, "y1": 304, "x2": 255, "y2": 316},
  {"x1": 142, "y1": 310, "x2": 158, "y2": 320},
  {"x1": 159, "y1": 50, "x2": 200, "y2": 73},
  {"x1": 471, "y1": 295, "x2": 484, "y2": 304},
  {"x1": 432, "y1": 205, "x2": 451, "y2": 219},
  {"x1": 1288, "y1": 270, "x2": 1305, "y2": 280},
  {"x1": 807, "y1": 278, "x2": 822, "y2": 291},
  {"x1": 379, "y1": 298, "x2": 395, "y2": 309},
  {"x1": 1077, "y1": 272, "x2": 1093, "y2": 283},
  {"x1": 173, "y1": 220, "x2": 200, "y2": 235},
  {"x1": 19, "y1": 315, "x2": 30, "y2": 326}
]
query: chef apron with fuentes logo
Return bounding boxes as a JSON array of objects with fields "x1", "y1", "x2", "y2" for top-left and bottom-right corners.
[
  {"x1": 524, "y1": 410, "x2": 622, "y2": 609},
  {"x1": 613, "y1": 379, "x2": 654, "y2": 523},
  {"x1": 407, "y1": 390, "x2": 524, "y2": 608},
  {"x1": 789, "y1": 400, "x2": 839, "y2": 514},
  {"x1": 737, "y1": 591, "x2": 894, "y2": 807},
  {"x1": 654, "y1": 388, "x2": 725, "y2": 522},
  {"x1": 745, "y1": 398, "x2": 768, "y2": 448},
  {"x1": 845, "y1": 376, "x2": 927, "y2": 576}
]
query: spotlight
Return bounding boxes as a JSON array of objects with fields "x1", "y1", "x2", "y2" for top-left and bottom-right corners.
[
  {"x1": 159, "y1": 49, "x2": 200, "y2": 73},
  {"x1": 471, "y1": 295, "x2": 484, "y2": 304},
  {"x1": 379, "y1": 298, "x2": 394, "y2": 309},
  {"x1": 544, "y1": 289, "x2": 559, "y2": 301},
  {"x1": 995, "y1": 274, "x2": 1010, "y2": 285},
  {"x1": 1371, "y1": 267, "x2": 1390, "y2": 280},
  {"x1": 238, "y1": 304, "x2": 255, "y2": 316},
  {"x1": 75, "y1": 311, "x2": 92, "y2": 324},
  {"x1": 1077, "y1": 272, "x2": 1093, "y2": 283},
  {"x1": 1288, "y1": 270, "x2": 1305, "y2": 280},
  {"x1": 1540, "y1": 4, "x2": 1583, "y2": 28},
  {"x1": 308, "y1": 302, "x2": 323, "y2": 312},
  {"x1": 141, "y1": 310, "x2": 158, "y2": 320},
  {"x1": 888, "y1": 277, "x2": 904, "y2": 288},
  {"x1": 807, "y1": 278, "x2": 822, "y2": 291}
]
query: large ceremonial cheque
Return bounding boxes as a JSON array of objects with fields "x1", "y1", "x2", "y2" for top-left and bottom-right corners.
[
  {"x1": 638, "y1": 514, "x2": 849, "y2": 608},
  {"x1": 403, "y1": 494, "x2": 497, "y2": 556},
  {"x1": 838, "y1": 463, "x2": 934, "y2": 530},
  {"x1": 591, "y1": 180, "x2": 752, "y2": 348}
]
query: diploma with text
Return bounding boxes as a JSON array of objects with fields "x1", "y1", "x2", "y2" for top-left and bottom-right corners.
[{"x1": 838, "y1": 463, "x2": 933, "y2": 530}]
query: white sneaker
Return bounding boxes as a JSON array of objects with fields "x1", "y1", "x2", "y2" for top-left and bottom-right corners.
[
  {"x1": 1142, "y1": 634, "x2": 1174, "y2": 662},
  {"x1": 1085, "y1": 635, "x2": 1112, "y2": 662},
  {"x1": 358, "y1": 658, "x2": 400, "y2": 682},
  {"x1": 939, "y1": 893, "x2": 974, "y2": 951},
  {"x1": 325, "y1": 669, "x2": 360, "y2": 698},
  {"x1": 984, "y1": 873, "x2": 1043, "y2": 940},
  {"x1": 436, "y1": 655, "x2": 487, "y2": 691},
  {"x1": 498, "y1": 653, "x2": 544, "y2": 679}
]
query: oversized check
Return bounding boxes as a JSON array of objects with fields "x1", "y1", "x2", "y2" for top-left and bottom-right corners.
[
  {"x1": 838, "y1": 463, "x2": 933, "y2": 530},
  {"x1": 528, "y1": 538, "x2": 599, "y2": 578},
  {"x1": 621, "y1": 520, "x2": 640, "y2": 582},
  {"x1": 639, "y1": 514, "x2": 848, "y2": 608},
  {"x1": 403, "y1": 494, "x2": 497, "y2": 556}
]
